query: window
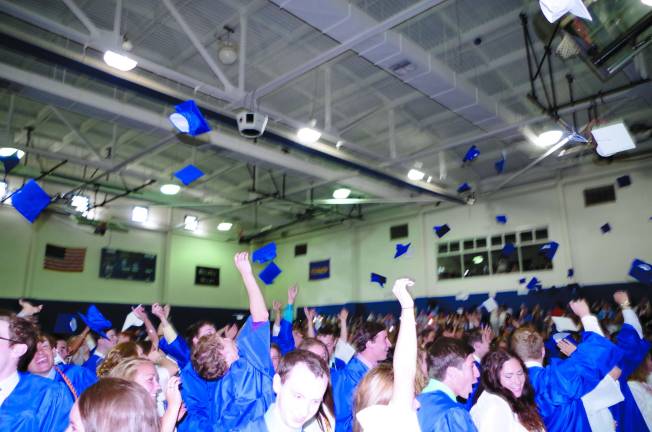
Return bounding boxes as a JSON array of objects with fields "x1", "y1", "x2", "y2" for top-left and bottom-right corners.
[
  {"x1": 583, "y1": 185, "x2": 615, "y2": 207},
  {"x1": 436, "y1": 226, "x2": 552, "y2": 280}
]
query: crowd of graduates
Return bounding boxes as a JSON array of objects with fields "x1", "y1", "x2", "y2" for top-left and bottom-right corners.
[{"x1": 1, "y1": 251, "x2": 651, "y2": 431}]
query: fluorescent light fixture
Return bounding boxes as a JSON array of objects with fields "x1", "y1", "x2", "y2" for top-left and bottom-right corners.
[
  {"x1": 160, "y1": 184, "x2": 181, "y2": 195},
  {"x1": 217, "y1": 222, "x2": 232, "y2": 231},
  {"x1": 0, "y1": 147, "x2": 25, "y2": 159},
  {"x1": 592, "y1": 122, "x2": 637, "y2": 157},
  {"x1": 71, "y1": 195, "x2": 89, "y2": 212},
  {"x1": 644, "y1": 0, "x2": 652, "y2": 6},
  {"x1": 103, "y1": 50, "x2": 138, "y2": 71},
  {"x1": 407, "y1": 168, "x2": 425, "y2": 181},
  {"x1": 535, "y1": 130, "x2": 564, "y2": 147},
  {"x1": 332, "y1": 188, "x2": 351, "y2": 199},
  {"x1": 184, "y1": 215, "x2": 199, "y2": 231},
  {"x1": 0, "y1": 181, "x2": 7, "y2": 197},
  {"x1": 131, "y1": 206, "x2": 149, "y2": 223},
  {"x1": 297, "y1": 127, "x2": 321, "y2": 143},
  {"x1": 472, "y1": 255, "x2": 484, "y2": 265}
]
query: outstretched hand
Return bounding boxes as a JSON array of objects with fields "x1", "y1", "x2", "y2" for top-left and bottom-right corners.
[
  {"x1": 557, "y1": 339, "x2": 577, "y2": 357},
  {"x1": 234, "y1": 252, "x2": 253, "y2": 276},
  {"x1": 613, "y1": 291, "x2": 630, "y2": 307},
  {"x1": 131, "y1": 304, "x2": 148, "y2": 321},
  {"x1": 392, "y1": 278, "x2": 415, "y2": 309},
  {"x1": 569, "y1": 299, "x2": 590, "y2": 318},
  {"x1": 151, "y1": 303, "x2": 170, "y2": 323},
  {"x1": 18, "y1": 299, "x2": 43, "y2": 316},
  {"x1": 338, "y1": 307, "x2": 349, "y2": 322},
  {"x1": 272, "y1": 300, "x2": 282, "y2": 313},
  {"x1": 288, "y1": 284, "x2": 298, "y2": 304}
]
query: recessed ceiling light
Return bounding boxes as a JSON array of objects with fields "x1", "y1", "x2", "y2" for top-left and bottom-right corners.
[
  {"x1": 332, "y1": 188, "x2": 351, "y2": 199},
  {"x1": 132, "y1": 206, "x2": 148, "y2": 223},
  {"x1": 160, "y1": 184, "x2": 181, "y2": 195},
  {"x1": 217, "y1": 222, "x2": 232, "y2": 231},
  {"x1": 535, "y1": 130, "x2": 564, "y2": 147},
  {"x1": 297, "y1": 127, "x2": 321, "y2": 143},
  {"x1": 103, "y1": 50, "x2": 138, "y2": 71},
  {"x1": 407, "y1": 168, "x2": 425, "y2": 181},
  {"x1": 184, "y1": 215, "x2": 199, "y2": 231},
  {"x1": 71, "y1": 195, "x2": 89, "y2": 212},
  {"x1": 0, "y1": 147, "x2": 25, "y2": 159}
]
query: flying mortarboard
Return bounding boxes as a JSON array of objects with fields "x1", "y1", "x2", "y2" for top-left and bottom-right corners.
[
  {"x1": 252, "y1": 242, "x2": 277, "y2": 264},
  {"x1": 567, "y1": 268, "x2": 574, "y2": 278},
  {"x1": 496, "y1": 215, "x2": 508, "y2": 224},
  {"x1": 11, "y1": 179, "x2": 51, "y2": 223},
  {"x1": 539, "y1": 0, "x2": 592, "y2": 23},
  {"x1": 394, "y1": 243, "x2": 411, "y2": 259},
  {"x1": 370, "y1": 273, "x2": 387, "y2": 287},
  {"x1": 519, "y1": 277, "x2": 527, "y2": 284},
  {"x1": 600, "y1": 223, "x2": 611, "y2": 234},
  {"x1": 539, "y1": 241, "x2": 559, "y2": 260},
  {"x1": 463, "y1": 145, "x2": 480, "y2": 163},
  {"x1": 434, "y1": 224, "x2": 450, "y2": 238},
  {"x1": 527, "y1": 277, "x2": 542, "y2": 290},
  {"x1": 495, "y1": 154, "x2": 506, "y2": 174},
  {"x1": 457, "y1": 182, "x2": 471, "y2": 193},
  {"x1": 78, "y1": 305, "x2": 112, "y2": 339},
  {"x1": 551, "y1": 316, "x2": 579, "y2": 332},
  {"x1": 502, "y1": 242, "x2": 516, "y2": 257},
  {"x1": 259, "y1": 261, "x2": 282, "y2": 285},
  {"x1": 481, "y1": 297, "x2": 498, "y2": 313},
  {"x1": 168, "y1": 99, "x2": 211, "y2": 136},
  {"x1": 53, "y1": 313, "x2": 79, "y2": 335},
  {"x1": 616, "y1": 175, "x2": 631, "y2": 188},
  {"x1": 121, "y1": 310, "x2": 144, "y2": 332},
  {"x1": 174, "y1": 164, "x2": 204, "y2": 186}
]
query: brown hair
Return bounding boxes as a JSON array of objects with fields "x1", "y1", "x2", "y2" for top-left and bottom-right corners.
[
  {"x1": 511, "y1": 327, "x2": 544, "y2": 362},
  {"x1": 351, "y1": 322, "x2": 386, "y2": 353},
  {"x1": 480, "y1": 350, "x2": 545, "y2": 431},
  {"x1": 0, "y1": 309, "x2": 39, "y2": 371},
  {"x1": 185, "y1": 320, "x2": 215, "y2": 347},
  {"x1": 77, "y1": 378, "x2": 160, "y2": 432},
  {"x1": 352, "y1": 364, "x2": 394, "y2": 432},
  {"x1": 298, "y1": 337, "x2": 329, "y2": 362},
  {"x1": 97, "y1": 342, "x2": 141, "y2": 377},
  {"x1": 426, "y1": 337, "x2": 472, "y2": 381},
  {"x1": 191, "y1": 334, "x2": 228, "y2": 380}
]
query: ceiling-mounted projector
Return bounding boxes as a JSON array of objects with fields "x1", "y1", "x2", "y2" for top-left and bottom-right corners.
[{"x1": 236, "y1": 112, "x2": 268, "y2": 138}]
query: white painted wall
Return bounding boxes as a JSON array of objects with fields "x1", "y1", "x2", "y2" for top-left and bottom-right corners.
[{"x1": 270, "y1": 161, "x2": 652, "y2": 307}]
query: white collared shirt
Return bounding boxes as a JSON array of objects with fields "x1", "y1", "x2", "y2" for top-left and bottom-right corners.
[{"x1": 0, "y1": 371, "x2": 20, "y2": 408}]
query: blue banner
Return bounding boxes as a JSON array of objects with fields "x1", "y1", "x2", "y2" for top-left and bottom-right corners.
[{"x1": 309, "y1": 259, "x2": 330, "y2": 280}]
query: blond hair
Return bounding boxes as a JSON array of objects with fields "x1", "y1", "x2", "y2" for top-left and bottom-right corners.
[{"x1": 108, "y1": 357, "x2": 154, "y2": 381}]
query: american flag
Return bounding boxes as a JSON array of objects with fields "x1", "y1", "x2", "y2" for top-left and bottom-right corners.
[{"x1": 43, "y1": 244, "x2": 86, "y2": 272}]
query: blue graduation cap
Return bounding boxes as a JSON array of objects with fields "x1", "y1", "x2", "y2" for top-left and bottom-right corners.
[
  {"x1": 174, "y1": 164, "x2": 204, "y2": 186},
  {"x1": 600, "y1": 223, "x2": 611, "y2": 234},
  {"x1": 463, "y1": 145, "x2": 480, "y2": 163},
  {"x1": 629, "y1": 259, "x2": 652, "y2": 286},
  {"x1": 457, "y1": 182, "x2": 471, "y2": 193},
  {"x1": 54, "y1": 313, "x2": 79, "y2": 335},
  {"x1": 168, "y1": 100, "x2": 211, "y2": 136},
  {"x1": 495, "y1": 155, "x2": 505, "y2": 174},
  {"x1": 433, "y1": 224, "x2": 450, "y2": 238},
  {"x1": 0, "y1": 150, "x2": 21, "y2": 174},
  {"x1": 527, "y1": 277, "x2": 542, "y2": 290},
  {"x1": 371, "y1": 272, "x2": 387, "y2": 287},
  {"x1": 259, "y1": 261, "x2": 282, "y2": 285},
  {"x1": 617, "y1": 175, "x2": 631, "y2": 188},
  {"x1": 519, "y1": 277, "x2": 526, "y2": 284},
  {"x1": 539, "y1": 241, "x2": 559, "y2": 260},
  {"x1": 11, "y1": 179, "x2": 51, "y2": 223},
  {"x1": 502, "y1": 242, "x2": 516, "y2": 257},
  {"x1": 394, "y1": 243, "x2": 411, "y2": 259},
  {"x1": 496, "y1": 215, "x2": 507, "y2": 224},
  {"x1": 78, "y1": 305, "x2": 112, "y2": 339},
  {"x1": 567, "y1": 268, "x2": 574, "y2": 278},
  {"x1": 252, "y1": 242, "x2": 277, "y2": 264}
]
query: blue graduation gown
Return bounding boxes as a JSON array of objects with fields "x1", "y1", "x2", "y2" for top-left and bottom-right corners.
[
  {"x1": 417, "y1": 390, "x2": 479, "y2": 432},
  {"x1": 270, "y1": 319, "x2": 295, "y2": 355},
  {"x1": 82, "y1": 352, "x2": 102, "y2": 375},
  {"x1": 55, "y1": 364, "x2": 97, "y2": 398},
  {"x1": 234, "y1": 415, "x2": 269, "y2": 432},
  {"x1": 332, "y1": 356, "x2": 369, "y2": 432},
  {"x1": 177, "y1": 361, "x2": 216, "y2": 432},
  {"x1": 528, "y1": 331, "x2": 624, "y2": 432},
  {"x1": 0, "y1": 373, "x2": 73, "y2": 432},
  {"x1": 464, "y1": 360, "x2": 482, "y2": 410},
  {"x1": 210, "y1": 317, "x2": 275, "y2": 432},
  {"x1": 159, "y1": 335, "x2": 191, "y2": 369},
  {"x1": 609, "y1": 324, "x2": 651, "y2": 432}
]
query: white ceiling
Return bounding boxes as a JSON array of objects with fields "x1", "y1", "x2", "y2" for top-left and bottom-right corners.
[{"x1": 0, "y1": 0, "x2": 650, "y2": 240}]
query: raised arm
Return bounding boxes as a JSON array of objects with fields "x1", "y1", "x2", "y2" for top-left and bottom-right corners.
[
  {"x1": 304, "y1": 307, "x2": 316, "y2": 338},
  {"x1": 132, "y1": 305, "x2": 159, "y2": 349},
  {"x1": 234, "y1": 252, "x2": 269, "y2": 322},
  {"x1": 391, "y1": 277, "x2": 416, "y2": 409},
  {"x1": 338, "y1": 307, "x2": 349, "y2": 343},
  {"x1": 152, "y1": 303, "x2": 179, "y2": 343}
]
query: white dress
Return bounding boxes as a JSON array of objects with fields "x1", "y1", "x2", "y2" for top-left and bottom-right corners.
[{"x1": 470, "y1": 391, "x2": 530, "y2": 432}]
